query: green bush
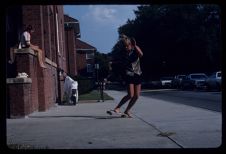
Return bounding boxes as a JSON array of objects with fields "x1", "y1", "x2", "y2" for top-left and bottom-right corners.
[{"x1": 77, "y1": 76, "x2": 95, "y2": 95}]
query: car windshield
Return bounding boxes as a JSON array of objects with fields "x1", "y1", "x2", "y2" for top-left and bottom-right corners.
[
  {"x1": 161, "y1": 77, "x2": 173, "y2": 80},
  {"x1": 190, "y1": 74, "x2": 207, "y2": 79},
  {"x1": 178, "y1": 75, "x2": 186, "y2": 79}
]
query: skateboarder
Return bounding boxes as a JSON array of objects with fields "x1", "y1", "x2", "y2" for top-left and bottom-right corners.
[{"x1": 107, "y1": 35, "x2": 143, "y2": 118}]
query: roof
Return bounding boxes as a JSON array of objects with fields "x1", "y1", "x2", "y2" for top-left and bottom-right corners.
[
  {"x1": 76, "y1": 39, "x2": 96, "y2": 52},
  {"x1": 64, "y1": 15, "x2": 80, "y2": 38},
  {"x1": 64, "y1": 14, "x2": 79, "y2": 23}
]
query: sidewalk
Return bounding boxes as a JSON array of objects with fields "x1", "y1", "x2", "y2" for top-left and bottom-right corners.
[{"x1": 6, "y1": 90, "x2": 222, "y2": 149}]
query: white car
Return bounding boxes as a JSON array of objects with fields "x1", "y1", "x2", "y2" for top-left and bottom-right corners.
[{"x1": 160, "y1": 77, "x2": 174, "y2": 88}]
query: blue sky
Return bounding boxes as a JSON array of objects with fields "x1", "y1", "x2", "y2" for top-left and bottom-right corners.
[{"x1": 64, "y1": 5, "x2": 139, "y2": 54}]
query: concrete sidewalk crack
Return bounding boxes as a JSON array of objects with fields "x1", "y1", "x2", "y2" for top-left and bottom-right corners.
[{"x1": 132, "y1": 113, "x2": 184, "y2": 148}]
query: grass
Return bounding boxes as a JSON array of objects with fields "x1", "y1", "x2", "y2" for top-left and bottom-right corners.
[{"x1": 79, "y1": 90, "x2": 114, "y2": 101}]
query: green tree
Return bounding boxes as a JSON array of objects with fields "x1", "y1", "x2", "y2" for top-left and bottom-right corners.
[
  {"x1": 95, "y1": 51, "x2": 110, "y2": 80},
  {"x1": 109, "y1": 35, "x2": 128, "y2": 82},
  {"x1": 111, "y1": 4, "x2": 221, "y2": 80}
]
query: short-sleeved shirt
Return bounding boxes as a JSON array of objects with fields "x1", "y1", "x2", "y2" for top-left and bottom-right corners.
[{"x1": 19, "y1": 31, "x2": 31, "y2": 48}]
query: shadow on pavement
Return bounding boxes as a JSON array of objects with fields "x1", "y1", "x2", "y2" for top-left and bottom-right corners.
[
  {"x1": 57, "y1": 104, "x2": 76, "y2": 106},
  {"x1": 28, "y1": 115, "x2": 122, "y2": 119}
]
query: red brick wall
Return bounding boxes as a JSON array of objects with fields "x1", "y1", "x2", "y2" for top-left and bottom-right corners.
[
  {"x1": 7, "y1": 5, "x2": 68, "y2": 117},
  {"x1": 16, "y1": 51, "x2": 39, "y2": 113},
  {"x1": 15, "y1": 50, "x2": 58, "y2": 112},
  {"x1": 77, "y1": 53, "x2": 87, "y2": 72},
  {"x1": 55, "y1": 5, "x2": 67, "y2": 103},
  {"x1": 37, "y1": 67, "x2": 45, "y2": 111},
  {"x1": 40, "y1": 65, "x2": 58, "y2": 111},
  {"x1": 28, "y1": 55, "x2": 39, "y2": 112},
  {"x1": 21, "y1": 6, "x2": 46, "y2": 111},
  {"x1": 8, "y1": 81, "x2": 32, "y2": 118},
  {"x1": 58, "y1": 6, "x2": 66, "y2": 61},
  {"x1": 16, "y1": 5, "x2": 65, "y2": 113},
  {"x1": 47, "y1": 66, "x2": 57, "y2": 109},
  {"x1": 56, "y1": 6, "x2": 67, "y2": 71},
  {"x1": 43, "y1": 6, "x2": 51, "y2": 59},
  {"x1": 22, "y1": 5, "x2": 44, "y2": 49},
  {"x1": 65, "y1": 28, "x2": 77, "y2": 77}
]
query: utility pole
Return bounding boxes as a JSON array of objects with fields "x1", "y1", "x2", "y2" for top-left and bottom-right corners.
[
  {"x1": 95, "y1": 63, "x2": 99, "y2": 83},
  {"x1": 95, "y1": 63, "x2": 103, "y2": 102}
]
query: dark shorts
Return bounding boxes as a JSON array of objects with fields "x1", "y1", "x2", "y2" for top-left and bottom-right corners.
[{"x1": 125, "y1": 73, "x2": 142, "y2": 85}]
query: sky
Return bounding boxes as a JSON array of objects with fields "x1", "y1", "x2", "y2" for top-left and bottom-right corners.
[{"x1": 64, "y1": 5, "x2": 139, "y2": 54}]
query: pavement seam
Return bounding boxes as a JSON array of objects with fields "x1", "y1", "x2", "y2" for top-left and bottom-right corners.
[{"x1": 132, "y1": 113, "x2": 184, "y2": 148}]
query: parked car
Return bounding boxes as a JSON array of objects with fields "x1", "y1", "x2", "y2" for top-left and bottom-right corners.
[
  {"x1": 171, "y1": 75, "x2": 186, "y2": 88},
  {"x1": 160, "y1": 76, "x2": 174, "y2": 88},
  {"x1": 181, "y1": 73, "x2": 208, "y2": 90},
  {"x1": 150, "y1": 80, "x2": 162, "y2": 89},
  {"x1": 141, "y1": 81, "x2": 162, "y2": 89},
  {"x1": 205, "y1": 71, "x2": 221, "y2": 91}
]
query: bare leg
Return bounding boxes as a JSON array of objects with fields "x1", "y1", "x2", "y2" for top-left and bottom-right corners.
[
  {"x1": 114, "y1": 84, "x2": 134, "y2": 113},
  {"x1": 36, "y1": 48, "x2": 47, "y2": 68},
  {"x1": 124, "y1": 84, "x2": 141, "y2": 115},
  {"x1": 31, "y1": 46, "x2": 46, "y2": 68},
  {"x1": 114, "y1": 95, "x2": 130, "y2": 113},
  {"x1": 8, "y1": 47, "x2": 16, "y2": 64}
]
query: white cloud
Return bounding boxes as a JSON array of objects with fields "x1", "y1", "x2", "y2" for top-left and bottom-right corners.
[
  {"x1": 83, "y1": 5, "x2": 121, "y2": 26},
  {"x1": 74, "y1": 5, "x2": 139, "y2": 52},
  {"x1": 94, "y1": 7, "x2": 116, "y2": 21}
]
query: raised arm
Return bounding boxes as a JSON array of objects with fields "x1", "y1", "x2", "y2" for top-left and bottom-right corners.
[
  {"x1": 134, "y1": 45, "x2": 143, "y2": 58},
  {"x1": 131, "y1": 37, "x2": 143, "y2": 57}
]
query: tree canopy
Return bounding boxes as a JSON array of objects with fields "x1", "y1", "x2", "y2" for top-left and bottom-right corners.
[
  {"x1": 111, "y1": 4, "x2": 222, "y2": 81},
  {"x1": 95, "y1": 51, "x2": 110, "y2": 81}
]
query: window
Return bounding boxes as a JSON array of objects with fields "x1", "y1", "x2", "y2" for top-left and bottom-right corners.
[
  {"x1": 87, "y1": 64, "x2": 94, "y2": 73},
  {"x1": 86, "y1": 52, "x2": 94, "y2": 59}
]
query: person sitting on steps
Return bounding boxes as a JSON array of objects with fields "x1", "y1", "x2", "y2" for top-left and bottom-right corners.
[{"x1": 19, "y1": 25, "x2": 47, "y2": 68}]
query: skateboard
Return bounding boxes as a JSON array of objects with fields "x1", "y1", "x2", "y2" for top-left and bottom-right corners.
[
  {"x1": 106, "y1": 110, "x2": 132, "y2": 118},
  {"x1": 106, "y1": 110, "x2": 122, "y2": 116}
]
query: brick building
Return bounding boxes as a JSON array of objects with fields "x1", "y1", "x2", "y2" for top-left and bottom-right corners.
[
  {"x1": 64, "y1": 14, "x2": 80, "y2": 78},
  {"x1": 76, "y1": 39, "x2": 96, "y2": 78},
  {"x1": 61, "y1": 14, "x2": 81, "y2": 101},
  {"x1": 6, "y1": 5, "x2": 100, "y2": 118},
  {"x1": 6, "y1": 5, "x2": 80, "y2": 118}
]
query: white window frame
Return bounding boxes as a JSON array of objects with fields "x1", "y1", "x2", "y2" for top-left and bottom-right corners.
[
  {"x1": 87, "y1": 64, "x2": 94, "y2": 73},
  {"x1": 86, "y1": 52, "x2": 94, "y2": 59}
]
